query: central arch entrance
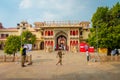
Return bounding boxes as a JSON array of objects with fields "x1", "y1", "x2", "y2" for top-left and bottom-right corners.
[
  {"x1": 55, "y1": 31, "x2": 68, "y2": 50},
  {"x1": 57, "y1": 35, "x2": 67, "y2": 50}
]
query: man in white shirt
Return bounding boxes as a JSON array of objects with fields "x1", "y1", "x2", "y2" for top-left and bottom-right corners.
[{"x1": 86, "y1": 50, "x2": 89, "y2": 62}]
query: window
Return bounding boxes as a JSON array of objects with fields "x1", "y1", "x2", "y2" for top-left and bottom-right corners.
[
  {"x1": 45, "y1": 41, "x2": 47, "y2": 45},
  {"x1": 76, "y1": 30, "x2": 78, "y2": 35},
  {"x1": 6, "y1": 34, "x2": 9, "y2": 37},
  {"x1": 80, "y1": 31, "x2": 82, "y2": 35},
  {"x1": 76, "y1": 41, "x2": 78, "y2": 45},
  {"x1": 73, "y1": 31, "x2": 75, "y2": 36},
  {"x1": 51, "y1": 31, "x2": 53, "y2": 35},
  {"x1": 51, "y1": 41, "x2": 53, "y2": 46},
  {"x1": 70, "y1": 31, "x2": 72, "y2": 35},
  {"x1": 48, "y1": 41, "x2": 50, "y2": 45},
  {"x1": 45, "y1": 31, "x2": 47, "y2": 36},
  {"x1": 1, "y1": 34, "x2": 4, "y2": 38},
  {"x1": 73, "y1": 41, "x2": 75, "y2": 45},
  {"x1": 70, "y1": 30, "x2": 79, "y2": 36},
  {"x1": 41, "y1": 32, "x2": 44, "y2": 36},
  {"x1": 48, "y1": 31, "x2": 50, "y2": 36}
]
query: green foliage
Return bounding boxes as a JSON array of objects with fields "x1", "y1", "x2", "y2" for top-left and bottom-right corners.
[
  {"x1": 21, "y1": 30, "x2": 36, "y2": 44},
  {"x1": 4, "y1": 35, "x2": 21, "y2": 55},
  {"x1": 4, "y1": 30, "x2": 36, "y2": 55},
  {"x1": 91, "y1": 7, "x2": 109, "y2": 28},
  {"x1": 88, "y1": 2, "x2": 120, "y2": 50}
]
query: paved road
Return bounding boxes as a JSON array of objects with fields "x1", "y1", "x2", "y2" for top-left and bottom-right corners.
[{"x1": 0, "y1": 50, "x2": 120, "y2": 80}]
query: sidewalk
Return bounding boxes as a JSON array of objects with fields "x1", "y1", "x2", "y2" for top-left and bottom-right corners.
[{"x1": 0, "y1": 50, "x2": 120, "y2": 80}]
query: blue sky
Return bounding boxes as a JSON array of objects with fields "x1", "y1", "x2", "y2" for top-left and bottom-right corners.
[{"x1": 0, "y1": 0, "x2": 119, "y2": 28}]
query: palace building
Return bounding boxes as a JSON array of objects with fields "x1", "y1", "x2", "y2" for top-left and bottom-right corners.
[{"x1": 0, "y1": 21, "x2": 90, "y2": 52}]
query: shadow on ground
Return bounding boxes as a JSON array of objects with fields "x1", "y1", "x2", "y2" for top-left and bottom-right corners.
[
  {"x1": 5, "y1": 71, "x2": 120, "y2": 80},
  {"x1": 33, "y1": 59, "x2": 54, "y2": 63}
]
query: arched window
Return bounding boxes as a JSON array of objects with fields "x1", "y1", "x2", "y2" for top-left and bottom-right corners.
[
  {"x1": 45, "y1": 31, "x2": 47, "y2": 36},
  {"x1": 48, "y1": 41, "x2": 50, "y2": 45},
  {"x1": 45, "y1": 41, "x2": 47, "y2": 45},
  {"x1": 73, "y1": 41, "x2": 75, "y2": 45},
  {"x1": 51, "y1": 31, "x2": 53, "y2": 36},
  {"x1": 76, "y1": 30, "x2": 78, "y2": 35},
  {"x1": 48, "y1": 31, "x2": 50, "y2": 36},
  {"x1": 51, "y1": 41, "x2": 53, "y2": 46},
  {"x1": 70, "y1": 40, "x2": 72, "y2": 45},
  {"x1": 1, "y1": 34, "x2": 4, "y2": 38},
  {"x1": 76, "y1": 41, "x2": 78, "y2": 45},
  {"x1": 73, "y1": 31, "x2": 75, "y2": 36},
  {"x1": 70, "y1": 30, "x2": 72, "y2": 35}
]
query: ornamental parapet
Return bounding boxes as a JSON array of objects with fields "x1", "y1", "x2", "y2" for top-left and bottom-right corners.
[{"x1": 34, "y1": 21, "x2": 90, "y2": 28}]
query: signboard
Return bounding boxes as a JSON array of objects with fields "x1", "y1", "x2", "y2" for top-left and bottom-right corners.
[
  {"x1": 98, "y1": 48, "x2": 107, "y2": 54},
  {"x1": 24, "y1": 44, "x2": 32, "y2": 52},
  {"x1": 79, "y1": 42, "x2": 94, "y2": 53}
]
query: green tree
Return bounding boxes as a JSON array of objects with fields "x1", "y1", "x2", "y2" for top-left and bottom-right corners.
[
  {"x1": 4, "y1": 35, "x2": 21, "y2": 61},
  {"x1": 21, "y1": 30, "x2": 36, "y2": 45},
  {"x1": 88, "y1": 2, "x2": 120, "y2": 55}
]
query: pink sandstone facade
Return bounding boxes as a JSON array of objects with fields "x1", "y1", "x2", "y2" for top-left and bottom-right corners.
[{"x1": 0, "y1": 21, "x2": 90, "y2": 52}]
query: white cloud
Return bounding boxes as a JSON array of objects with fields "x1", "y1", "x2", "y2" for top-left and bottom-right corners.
[
  {"x1": 19, "y1": 0, "x2": 32, "y2": 9},
  {"x1": 33, "y1": 0, "x2": 79, "y2": 17},
  {"x1": 35, "y1": 0, "x2": 75, "y2": 12},
  {"x1": 41, "y1": 12, "x2": 61, "y2": 21},
  {"x1": 18, "y1": 0, "x2": 88, "y2": 21}
]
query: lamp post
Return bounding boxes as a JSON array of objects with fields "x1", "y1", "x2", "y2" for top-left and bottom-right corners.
[
  {"x1": 17, "y1": 23, "x2": 26, "y2": 47},
  {"x1": 17, "y1": 24, "x2": 22, "y2": 47}
]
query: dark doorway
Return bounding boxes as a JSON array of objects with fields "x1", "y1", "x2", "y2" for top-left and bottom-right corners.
[
  {"x1": 0, "y1": 42, "x2": 4, "y2": 50},
  {"x1": 0, "y1": 44, "x2": 1, "y2": 50},
  {"x1": 56, "y1": 35, "x2": 67, "y2": 50},
  {"x1": 40, "y1": 42, "x2": 44, "y2": 50}
]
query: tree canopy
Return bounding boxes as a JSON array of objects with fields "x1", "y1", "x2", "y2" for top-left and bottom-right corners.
[
  {"x1": 21, "y1": 30, "x2": 36, "y2": 45},
  {"x1": 4, "y1": 30, "x2": 36, "y2": 55},
  {"x1": 4, "y1": 35, "x2": 21, "y2": 55},
  {"x1": 88, "y1": 2, "x2": 120, "y2": 54}
]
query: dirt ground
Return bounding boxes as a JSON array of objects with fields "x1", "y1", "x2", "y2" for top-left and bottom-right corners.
[{"x1": 0, "y1": 50, "x2": 120, "y2": 80}]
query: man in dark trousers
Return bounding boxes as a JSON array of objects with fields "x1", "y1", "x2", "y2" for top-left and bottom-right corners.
[
  {"x1": 85, "y1": 44, "x2": 90, "y2": 62},
  {"x1": 86, "y1": 49, "x2": 89, "y2": 62},
  {"x1": 56, "y1": 48, "x2": 64, "y2": 65},
  {"x1": 20, "y1": 44, "x2": 27, "y2": 67}
]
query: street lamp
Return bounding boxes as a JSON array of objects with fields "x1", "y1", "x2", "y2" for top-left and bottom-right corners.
[{"x1": 17, "y1": 23, "x2": 26, "y2": 47}]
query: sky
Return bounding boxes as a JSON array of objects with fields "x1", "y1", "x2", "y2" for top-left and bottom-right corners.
[{"x1": 0, "y1": 0, "x2": 119, "y2": 28}]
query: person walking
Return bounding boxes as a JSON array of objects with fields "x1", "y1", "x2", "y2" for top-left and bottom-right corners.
[
  {"x1": 56, "y1": 48, "x2": 64, "y2": 65},
  {"x1": 20, "y1": 44, "x2": 27, "y2": 67},
  {"x1": 86, "y1": 50, "x2": 90, "y2": 62},
  {"x1": 85, "y1": 44, "x2": 90, "y2": 62}
]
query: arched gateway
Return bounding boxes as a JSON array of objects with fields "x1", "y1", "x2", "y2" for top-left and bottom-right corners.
[
  {"x1": 33, "y1": 21, "x2": 90, "y2": 52},
  {"x1": 55, "y1": 31, "x2": 68, "y2": 50}
]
